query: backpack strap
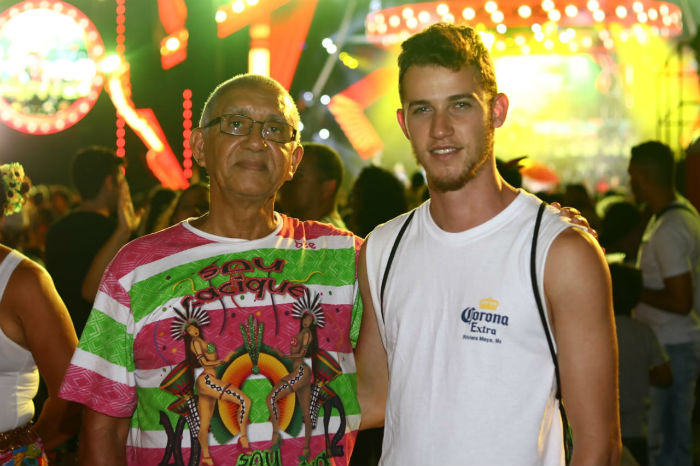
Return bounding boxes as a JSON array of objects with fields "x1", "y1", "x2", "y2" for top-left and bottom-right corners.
[
  {"x1": 531, "y1": 201, "x2": 573, "y2": 463},
  {"x1": 380, "y1": 210, "x2": 416, "y2": 323},
  {"x1": 530, "y1": 202, "x2": 562, "y2": 398}
]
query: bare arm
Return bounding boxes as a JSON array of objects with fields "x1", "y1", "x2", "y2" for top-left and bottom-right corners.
[
  {"x1": 354, "y1": 241, "x2": 388, "y2": 430},
  {"x1": 8, "y1": 262, "x2": 81, "y2": 450},
  {"x1": 545, "y1": 228, "x2": 621, "y2": 465},
  {"x1": 78, "y1": 408, "x2": 131, "y2": 466},
  {"x1": 640, "y1": 272, "x2": 693, "y2": 315},
  {"x1": 81, "y1": 179, "x2": 142, "y2": 301}
]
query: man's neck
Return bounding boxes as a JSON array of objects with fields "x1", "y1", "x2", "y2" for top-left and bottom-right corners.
[
  {"x1": 427, "y1": 167, "x2": 518, "y2": 233},
  {"x1": 191, "y1": 196, "x2": 278, "y2": 240},
  {"x1": 648, "y1": 189, "x2": 677, "y2": 214},
  {"x1": 75, "y1": 199, "x2": 110, "y2": 217}
]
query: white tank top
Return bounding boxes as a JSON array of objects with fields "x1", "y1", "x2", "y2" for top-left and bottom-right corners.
[
  {"x1": 364, "y1": 191, "x2": 571, "y2": 466},
  {"x1": 0, "y1": 249, "x2": 39, "y2": 432}
]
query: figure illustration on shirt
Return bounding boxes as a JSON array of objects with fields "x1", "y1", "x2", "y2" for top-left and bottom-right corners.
[{"x1": 266, "y1": 289, "x2": 324, "y2": 461}]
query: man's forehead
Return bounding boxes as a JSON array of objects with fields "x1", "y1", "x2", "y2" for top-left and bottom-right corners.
[{"x1": 216, "y1": 86, "x2": 294, "y2": 119}]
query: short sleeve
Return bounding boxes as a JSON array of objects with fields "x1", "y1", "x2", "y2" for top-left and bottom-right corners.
[{"x1": 58, "y1": 257, "x2": 137, "y2": 418}]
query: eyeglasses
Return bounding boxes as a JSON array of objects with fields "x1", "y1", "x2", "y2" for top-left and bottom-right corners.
[{"x1": 201, "y1": 114, "x2": 297, "y2": 143}]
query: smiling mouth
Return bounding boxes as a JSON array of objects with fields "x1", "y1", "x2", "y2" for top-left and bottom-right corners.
[{"x1": 430, "y1": 146, "x2": 460, "y2": 155}]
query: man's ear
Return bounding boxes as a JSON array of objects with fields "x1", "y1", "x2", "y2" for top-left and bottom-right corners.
[
  {"x1": 491, "y1": 93, "x2": 509, "y2": 129},
  {"x1": 287, "y1": 144, "x2": 304, "y2": 180},
  {"x1": 397, "y1": 108, "x2": 411, "y2": 140},
  {"x1": 191, "y1": 129, "x2": 206, "y2": 168}
]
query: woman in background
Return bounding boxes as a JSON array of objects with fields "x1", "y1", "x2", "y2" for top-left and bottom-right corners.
[{"x1": 0, "y1": 163, "x2": 80, "y2": 466}]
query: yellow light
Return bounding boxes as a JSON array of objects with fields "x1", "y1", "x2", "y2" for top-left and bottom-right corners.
[
  {"x1": 518, "y1": 5, "x2": 532, "y2": 18},
  {"x1": 593, "y1": 9, "x2": 605, "y2": 21},
  {"x1": 375, "y1": 13, "x2": 385, "y2": 23},
  {"x1": 462, "y1": 8, "x2": 476, "y2": 20},
  {"x1": 443, "y1": 13, "x2": 455, "y2": 22},
  {"x1": 479, "y1": 31, "x2": 495, "y2": 49},
  {"x1": 485, "y1": 1, "x2": 498, "y2": 13},
  {"x1": 389, "y1": 15, "x2": 400, "y2": 27},
  {"x1": 246, "y1": 0, "x2": 258, "y2": 4},
  {"x1": 637, "y1": 12, "x2": 648, "y2": 23},
  {"x1": 632, "y1": 1, "x2": 643, "y2": 13},
  {"x1": 659, "y1": 4, "x2": 668, "y2": 15},
  {"x1": 586, "y1": 0, "x2": 599, "y2": 11},
  {"x1": 407, "y1": 17, "x2": 418, "y2": 29},
  {"x1": 419, "y1": 11, "x2": 432, "y2": 22},
  {"x1": 541, "y1": 0, "x2": 555, "y2": 12},
  {"x1": 565, "y1": 5, "x2": 578, "y2": 17},
  {"x1": 648, "y1": 8, "x2": 658, "y2": 20},
  {"x1": 568, "y1": 42, "x2": 579, "y2": 52},
  {"x1": 377, "y1": 23, "x2": 387, "y2": 34},
  {"x1": 615, "y1": 6, "x2": 627, "y2": 18},
  {"x1": 544, "y1": 39, "x2": 554, "y2": 49},
  {"x1": 496, "y1": 40, "x2": 507, "y2": 51},
  {"x1": 581, "y1": 36, "x2": 593, "y2": 47},
  {"x1": 522, "y1": 44, "x2": 531, "y2": 54},
  {"x1": 491, "y1": 11, "x2": 505, "y2": 23},
  {"x1": 603, "y1": 37, "x2": 614, "y2": 49},
  {"x1": 515, "y1": 34, "x2": 526, "y2": 45},
  {"x1": 548, "y1": 9, "x2": 561, "y2": 21},
  {"x1": 232, "y1": 0, "x2": 244, "y2": 13},
  {"x1": 249, "y1": 48, "x2": 269, "y2": 76},
  {"x1": 436, "y1": 3, "x2": 450, "y2": 16},
  {"x1": 619, "y1": 30, "x2": 629, "y2": 42},
  {"x1": 165, "y1": 37, "x2": 180, "y2": 52},
  {"x1": 531, "y1": 23, "x2": 542, "y2": 32},
  {"x1": 215, "y1": 10, "x2": 227, "y2": 23},
  {"x1": 402, "y1": 7, "x2": 414, "y2": 18},
  {"x1": 99, "y1": 54, "x2": 122, "y2": 74},
  {"x1": 534, "y1": 30, "x2": 545, "y2": 41},
  {"x1": 107, "y1": 76, "x2": 164, "y2": 152},
  {"x1": 496, "y1": 23, "x2": 507, "y2": 33}
]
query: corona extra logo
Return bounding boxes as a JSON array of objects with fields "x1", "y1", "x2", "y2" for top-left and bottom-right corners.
[{"x1": 479, "y1": 298, "x2": 499, "y2": 311}]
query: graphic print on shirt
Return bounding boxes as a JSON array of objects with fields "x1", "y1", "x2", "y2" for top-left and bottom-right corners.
[
  {"x1": 460, "y1": 297, "x2": 509, "y2": 344},
  {"x1": 158, "y1": 257, "x2": 348, "y2": 466}
]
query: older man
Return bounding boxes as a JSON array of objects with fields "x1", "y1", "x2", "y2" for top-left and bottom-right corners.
[{"x1": 59, "y1": 74, "x2": 362, "y2": 466}]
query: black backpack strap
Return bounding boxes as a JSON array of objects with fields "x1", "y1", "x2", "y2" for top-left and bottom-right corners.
[
  {"x1": 531, "y1": 201, "x2": 573, "y2": 463},
  {"x1": 379, "y1": 210, "x2": 416, "y2": 323},
  {"x1": 530, "y1": 202, "x2": 562, "y2": 398}
]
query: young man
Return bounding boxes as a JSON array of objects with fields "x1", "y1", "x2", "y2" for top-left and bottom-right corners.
[
  {"x1": 45, "y1": 147, "x2": 141, "y2": 336},
  {"x1": 355, "y1": 23, "x2": 621, "y2": 465},
  {"x1": 628, "y1": 140, "x2": 700, "y2": 466},
  {"x1": 59, "y1": 74, "x2": 363, "y2": 466}
]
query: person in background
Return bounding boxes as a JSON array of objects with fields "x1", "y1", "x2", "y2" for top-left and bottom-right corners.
[
  {"x1": 628, "y1": 140, "x2": 700, "y2": 466},
  {"x1": 44, "y1": 146, "x2": 142, "y2": 336},
  {"x1": 347, "y1": 165, "x2": 409, "y2": 238},
  {"x1": 0, "y1": 162, "x2": 80, "y2": 466},
  {"x1": 277, "y1": 142, "x2": 347, "y2": 230},
  {"x1": 167, "y1": 182, "x2": 209, "y2": 226},
  {"x1": 610, "y1": 261, "x2": 672, "y2": 466},
  {"x1": 355, "y1": 23, "x2": 620, "y2": 465},
  {"x1": 135, "y1": 186, "x2": 176, "y2": 236}
]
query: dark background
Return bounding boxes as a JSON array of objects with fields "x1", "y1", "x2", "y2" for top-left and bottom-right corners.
[{"x1": 0, "y1": 0, "x2": 388, "y2": 198}]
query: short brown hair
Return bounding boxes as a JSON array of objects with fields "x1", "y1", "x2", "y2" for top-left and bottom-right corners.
[{"x1": 398, "y1": 23, "x2": 497, "y2": 102}]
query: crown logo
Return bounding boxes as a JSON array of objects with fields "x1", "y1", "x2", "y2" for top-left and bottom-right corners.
[{"x1": 479, "y1": 297, "x2": 499, "y2": 311}]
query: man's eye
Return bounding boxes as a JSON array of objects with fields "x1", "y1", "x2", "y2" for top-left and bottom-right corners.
[
  {"x1": 266, "y1": 124, "x2": 282, "y2": 134},
  {"x1": 412, "y1": 106, "x2": 430, "y2": 114},
  {"x1": 454, "y1": 101, "x2": 471, "y2": 109}
]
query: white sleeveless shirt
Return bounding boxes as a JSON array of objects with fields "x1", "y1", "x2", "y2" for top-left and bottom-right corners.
[
  {"x1": 0, "y1": 249, "x2": 39, "y2": 432},
  {"x1": 364, "y1": 191, "x2": 571, "y2": 466}
]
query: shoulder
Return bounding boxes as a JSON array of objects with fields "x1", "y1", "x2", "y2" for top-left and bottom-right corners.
[{"x1": 278, "y1": 214, "x2": 362, "y2": 247}]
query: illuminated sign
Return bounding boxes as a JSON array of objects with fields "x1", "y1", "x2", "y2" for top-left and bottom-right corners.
[{"x1": 0, "y1": 1, "x2": 105, "y2": 134}]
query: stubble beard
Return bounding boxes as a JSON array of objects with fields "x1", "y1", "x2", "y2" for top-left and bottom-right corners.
[{"x1": 418, "y1": 123, "x2": 495, "y2": 193}]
